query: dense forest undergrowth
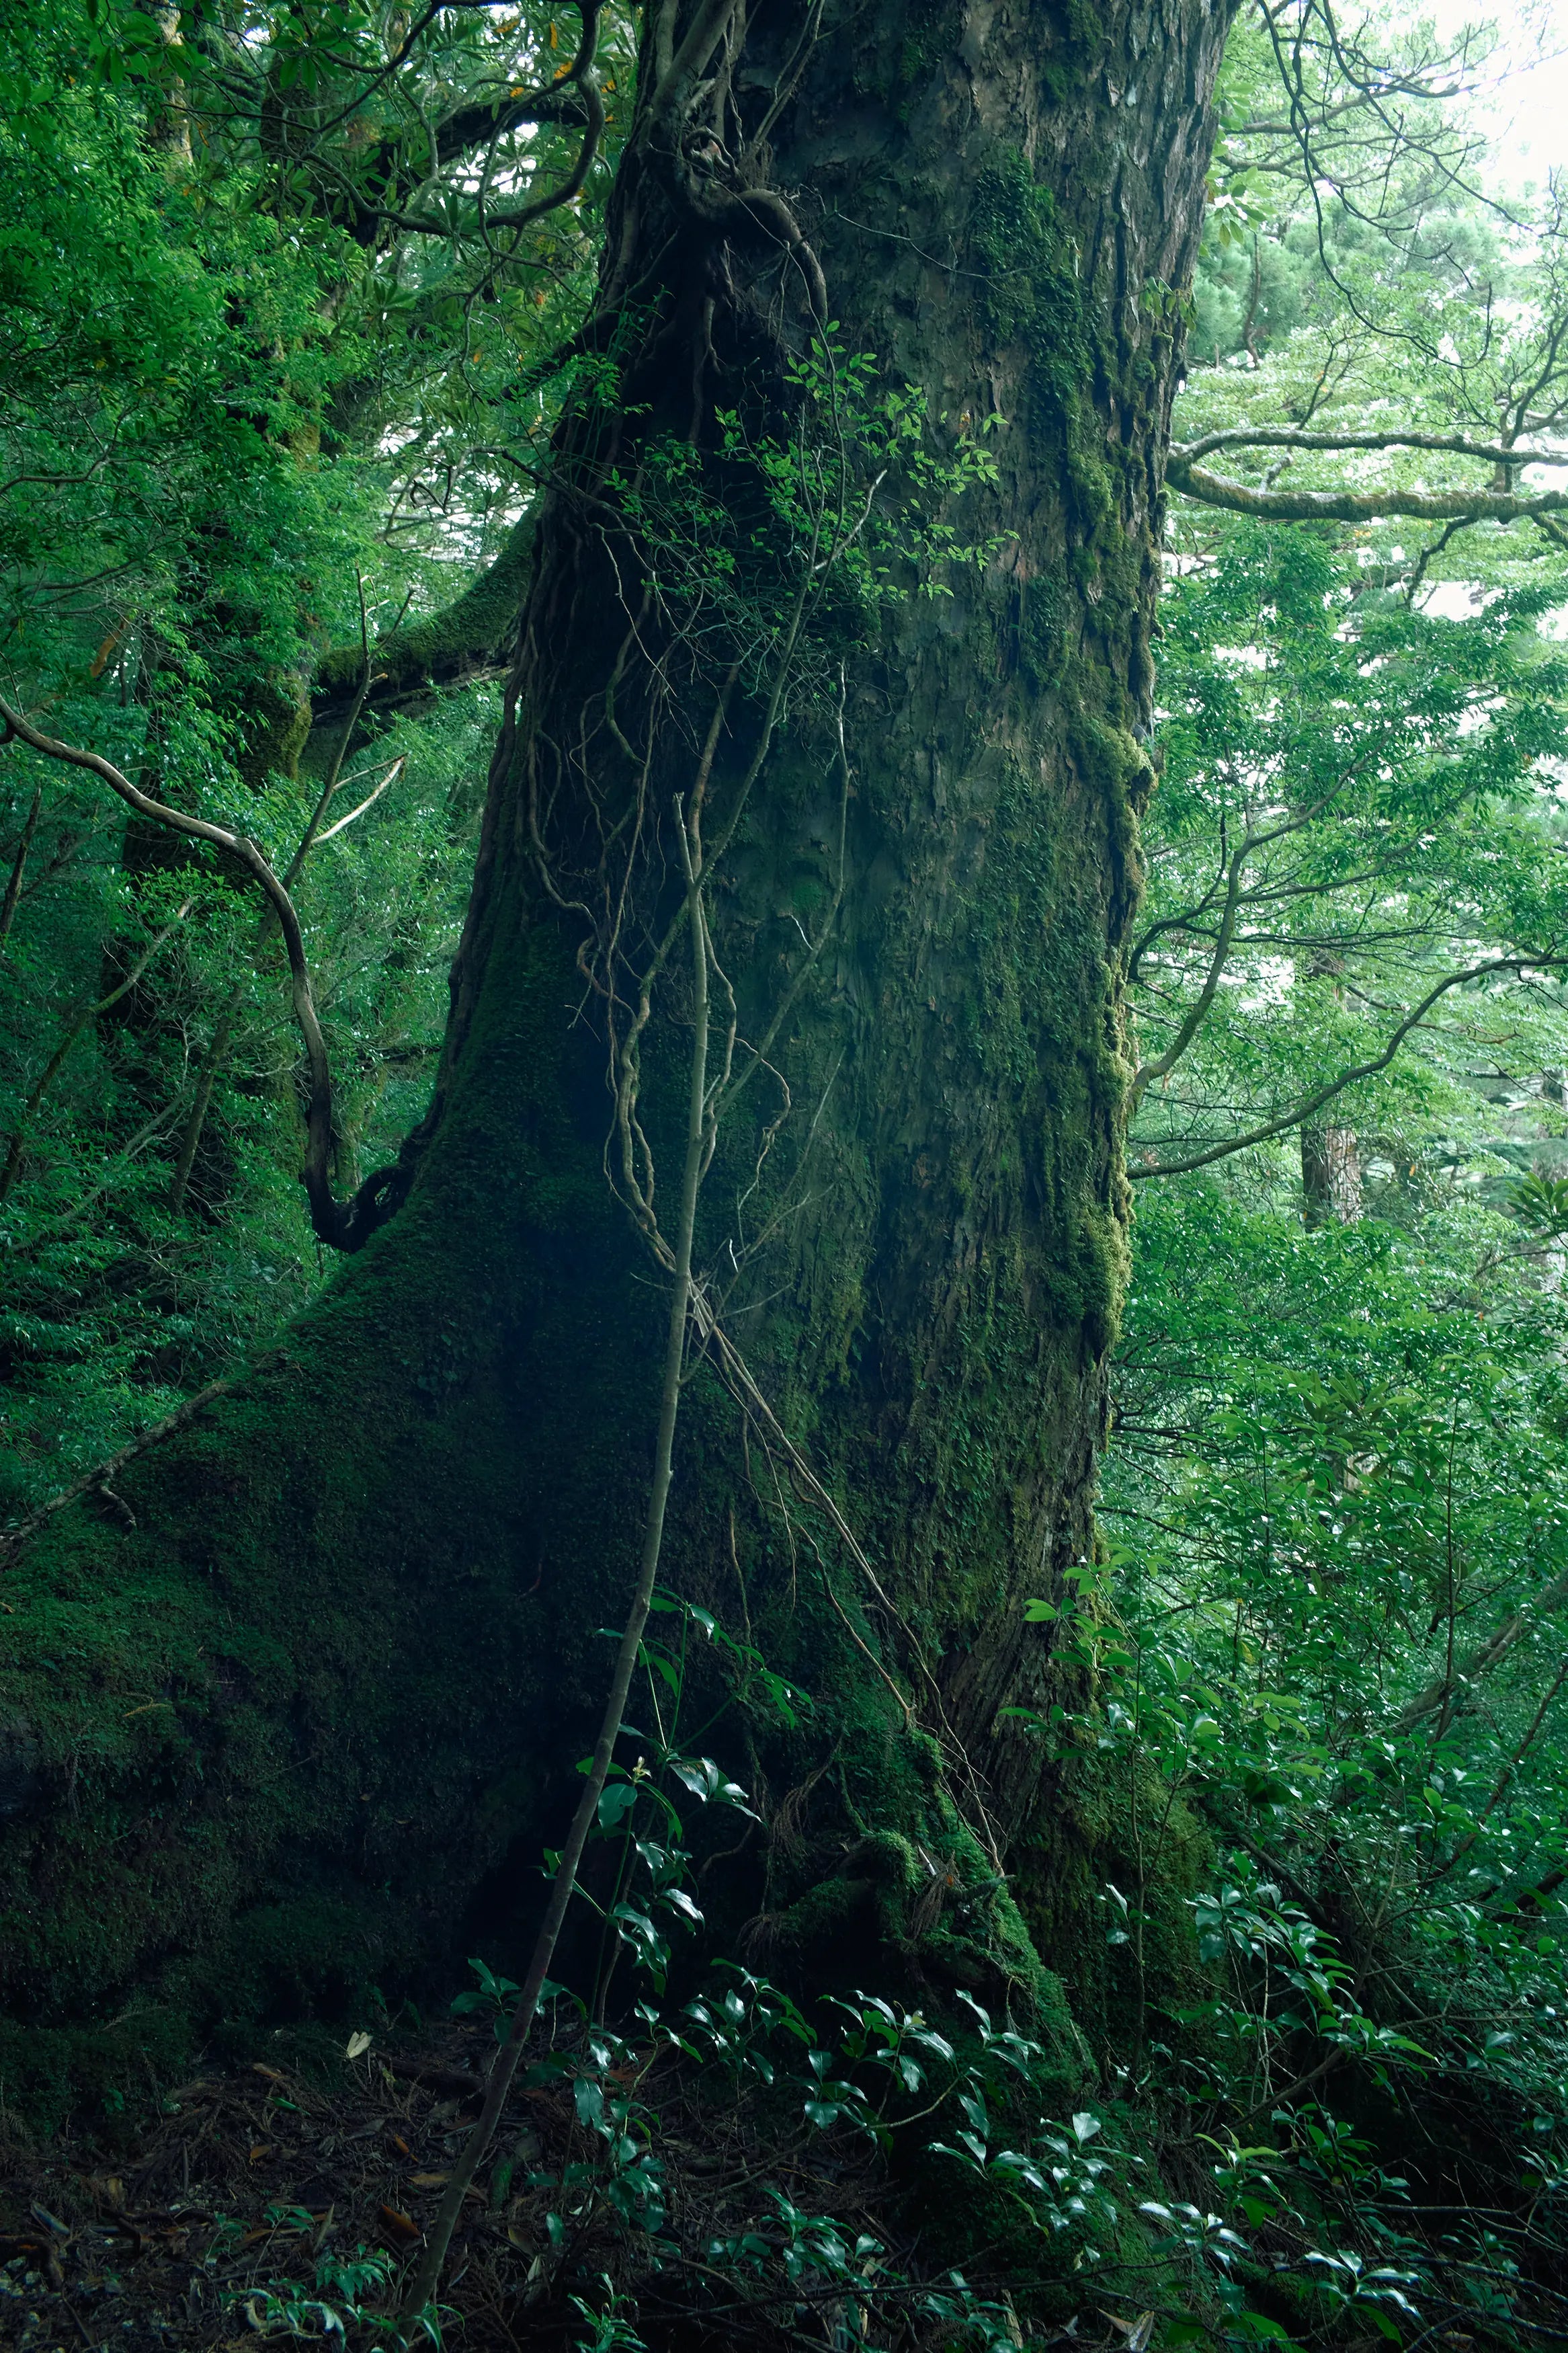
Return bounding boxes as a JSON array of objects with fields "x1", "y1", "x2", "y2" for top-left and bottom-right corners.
[{"x1": 12, "y1": 0, "x2": 1568, "y2": 2347}]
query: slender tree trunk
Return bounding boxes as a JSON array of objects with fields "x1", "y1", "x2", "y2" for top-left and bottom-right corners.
[
  {"x1": 1302, "y1": 1123, "x2": 1362, "y2": 1227},
  {"x1": 1300, "y1": 953, "x2": 1360, "y2": 1226},
  {"x1": 0, "y1": 0, "x2": 1231, "y2": 2095},
  {"x1": 0, "y1": 786, "x2": 41, "y2": 950},
  {"x1": 167, "y1": 1003, "x2": 235, "y2": 1211}
]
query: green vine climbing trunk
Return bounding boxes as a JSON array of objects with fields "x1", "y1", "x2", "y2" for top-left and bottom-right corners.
[{"x1": 0, "y1": 0, "x2": 1231, "y2": 2114}]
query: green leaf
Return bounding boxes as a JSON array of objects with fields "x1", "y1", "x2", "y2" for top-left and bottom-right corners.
[
  {"x1": 573, "y1": 2074, "x2": 606, "y2": 2129},
  {"x1": 597, "y1": 1781, "x2": 639, "y2": 1832}
]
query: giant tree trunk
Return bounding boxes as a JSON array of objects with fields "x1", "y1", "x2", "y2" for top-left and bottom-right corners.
[{"x1": 0, "y1": 0, "x2": 1229, "y2": 2112}]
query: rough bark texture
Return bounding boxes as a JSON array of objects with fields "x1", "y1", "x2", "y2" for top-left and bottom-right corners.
[
  {"x1": 0, "y1": 0, "x2": 1230, "y2": 2122},
  {"x1": 1301, "y1": 1123, "x2": 1362, "y2": 1227}
]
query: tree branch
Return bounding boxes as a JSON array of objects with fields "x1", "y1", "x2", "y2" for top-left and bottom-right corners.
[
  {"x1": 1167, "y1": 450, "x2": 1568, "y2": 526},
  {"x1": 337, "y1": 83, "x2": 591, "y2": 234},
  {"x1": 284, "y1": 573, "x2": 386, "y2": 889},
  {"x1": 312, "y1": 512, "x2": 536, "y2": 714},
  {"x1": 1131, "y1": 836, "x2": 1250, "y2": 1107},
  {"x1": 1172, "y1": 425, "x2": 1568, "y2": 469},
  {"x1": 314, "y1": 758, "x2": 405, "y2": 845},
  {"x1": 0, "y1": 899, "x2": 192, "y2": 1203},
  {"x1": 0, "y1": 697, "x2": 401, "y2": 1251},
  {"x1": 1128, "y1": 759, "x2": 1381, "y2": 1101},
  {"x1": 1396, "y1": 1583, "x2": 1568, "y2": 1739},
  {"x1": 1129, "y1": 954, "x2": 1564, "y2": 1181},
  {"x1": 318, "y1": 0, "x2": 607, "y2": 243},
  {"x1": 0, "y1": 1353, "x2": 287, "y2": 1567}
]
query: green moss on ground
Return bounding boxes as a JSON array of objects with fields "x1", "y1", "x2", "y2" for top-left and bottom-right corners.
[{"x1": 0, "y1": 918, "x2": 663, "y2": 2122}]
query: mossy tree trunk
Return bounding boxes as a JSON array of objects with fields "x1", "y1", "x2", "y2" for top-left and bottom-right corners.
[{"x1": 0, "y1": 0, "x2": 1230, "y2": 2110}]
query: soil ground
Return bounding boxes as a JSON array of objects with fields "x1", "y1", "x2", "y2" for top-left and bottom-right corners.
[{"x1": 0, "y1": 2024, "x2": 573, "y2": 2353}]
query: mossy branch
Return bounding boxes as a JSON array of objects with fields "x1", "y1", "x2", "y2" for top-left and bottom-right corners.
[
  {"x1": 0, "y1": 1351, "x2": 286, "y2": 1567},
  {"x1": 312, "y1": 522, "x2": 536, "y2": 714},
  {"x1": 172, "y1": 616, "x2": 406, "y2": 1221},
  {"x1": 1168, "y1": 434, "x2": 1568, "y2": 525},
  {"x1": 1173, "y1": 425, "x2": 1568, "y2": 470}
]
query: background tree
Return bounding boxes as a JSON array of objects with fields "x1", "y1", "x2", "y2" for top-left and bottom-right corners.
[{"x1": 1069, "y1": 31, "x2": 1568, "y2": 2333}]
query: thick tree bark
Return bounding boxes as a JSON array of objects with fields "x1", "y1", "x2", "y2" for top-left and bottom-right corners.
[{"x1": 0, "y1": 0, "x2": 1230, "y2": 2104}]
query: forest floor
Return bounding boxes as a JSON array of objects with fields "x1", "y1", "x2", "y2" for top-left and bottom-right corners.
[
  {"x1": 0, "y1": 2016, "x2": 940, "y2": 2353},
  {"x1": 0, "y1": 2023, "x2": 573, "y2": 2353}
]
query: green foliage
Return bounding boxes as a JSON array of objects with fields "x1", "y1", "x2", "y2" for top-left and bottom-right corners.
[
  {"x1": 0, "y1": 0, "x2": 589, "y2": 1506},
  {"x1": 224, "y1": 2242, "x2": 406, "y2": 2344},
  {"x1": 1078, "y1": 40, "x2": 1568, "y2": 2326},
  {"x1": 1131, "y1": 522, "x2": 1568, "y2": 1179},
  {"x1": 603, "y1": 330, "x2": 1005, "y2": 746},
  {"x1": 458, "y1": 1945, "x2": 1118, "y2": 2343},
  {"x1": 1192, "y1": 0, "x2": 1508, "y2": 367},
  {"x1": 1087, "y1": 1167, "x2": 1568, "y2": 2331}
]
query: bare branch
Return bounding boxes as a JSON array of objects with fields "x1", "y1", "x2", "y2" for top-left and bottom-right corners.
[
  {"x1": 315, "y1": 758, "x2": 406, "y2": 845},
  {"x1": 1131, "y1": 838, "x2": 1250, "y2": 1107},
  {"x1": 0, "y1": 695, "x2": 400, "y2": 1250},
  {"x1": 1130, "y1": 955, "x2": 1566, "y2": 1181},
  {"x1": 1172, "y1": 425, "x2": 1568, "y2": 469},
  {"x1": 283, "y1": 573, "x2": 396, "y2": 889}
]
